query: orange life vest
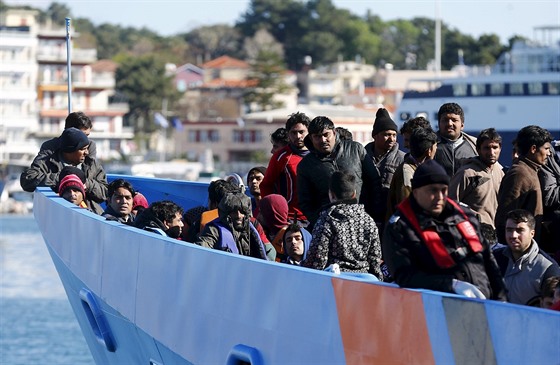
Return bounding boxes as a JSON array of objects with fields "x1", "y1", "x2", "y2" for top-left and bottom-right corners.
[{"x1": 200, "y1": 209, "x2": 219, "y2": 233}]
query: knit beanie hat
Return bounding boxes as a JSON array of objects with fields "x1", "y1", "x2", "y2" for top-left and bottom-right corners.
[
  {"x1": 372, "y1": 108, "x2": 398, "y2": 136},
  {"x1": 411, "y1": 160, "x2": 450, "y2": 189},
  {"x1": 59, "y1": 166, "x2": 86, "y2": 184},
  {"x1": 58, "y1": 174, "x2": 86, "y2": 197},
  {"x1": 247, "y1": 166, "x2": 266, "y2": 183},
  {"x1": 60, "y1": 127, "x2": 89, "y2": 153},
  {"x1": 133, "y1": 192, "x2": 149, "y2": 210}
]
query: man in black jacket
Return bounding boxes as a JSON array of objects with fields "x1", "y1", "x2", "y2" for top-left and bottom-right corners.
[
  {"x1": 383, "y1": 159, "x2": 507, "y2": 301},
  {"x1": 434, "y1": 103, "x2": 478, "y2": 177},
  {"x1": 37, "y1": 111, "x2": 97, "y2": 160},
  {"x1": 20, "y1": 127, "x2": 107, "y2": 214},
  {"x1": 297, "y1": 116, "x2": 382, "y2": 229}
]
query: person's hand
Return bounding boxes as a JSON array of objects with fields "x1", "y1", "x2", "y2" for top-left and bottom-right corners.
[
  {"x1": 452, "y1": 279, "x2": 486, "y2": 299},
  {"x1": 324, "y1": 263, "x2": 341, "y2": 274}
]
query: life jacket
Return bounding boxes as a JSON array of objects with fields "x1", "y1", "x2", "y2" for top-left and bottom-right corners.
[
  {"x1": 199, "y1": 209, "x2": 219, "y2": 233},
  {"x1": 397, "y1": 197, "x2": 483, "y2": 269},
  {"x1": 212, "y1": 219, "x2": 268, "y2": 260}
]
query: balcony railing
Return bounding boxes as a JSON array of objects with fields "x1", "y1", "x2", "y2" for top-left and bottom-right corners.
[{"x1": 37, "y1": 48, "x2": 97, "y2": 63}]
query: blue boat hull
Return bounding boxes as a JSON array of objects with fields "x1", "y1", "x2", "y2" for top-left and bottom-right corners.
[{"x1": 34, "y1": 176, "x2": 560, "y2": 364}]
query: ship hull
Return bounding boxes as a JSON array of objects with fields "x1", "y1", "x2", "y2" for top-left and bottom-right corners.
[{"x1": 34, "y1": 176, "x2": 560, "y2": 364}]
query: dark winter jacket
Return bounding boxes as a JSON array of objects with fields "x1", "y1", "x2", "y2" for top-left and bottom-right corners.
[
  {"x1": 195, "y1": 193, "x2": 268, "y2": 260},
  {"x1": 365, "y1": 141, "x2": 405, "y2": 191},
  {"x1": 365, "y1": 142, "x2": 405, "y2": 219},
  {"x1": 383, "y1": 196, "x2": 507, "y2": 301},
  {"x1": 133, "y1": 206, "x2": 171, "y2": 236},
  {"x1": 297, "y1": 135, "x2": 382, "y2": 227},
  {"x1": 102, "y1": 204, "x2": 135, "y2": 224},
  {"x1": 434, "y1": 131, "x2": 477, "y2": 177},
  {"x1": 20, "y1": 151, "x2": 107, "y2": 214}
]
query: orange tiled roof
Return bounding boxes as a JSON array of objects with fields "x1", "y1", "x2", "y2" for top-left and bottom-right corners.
[
  {"x1": 202, "y1": 78, "x2": 258, "y2": 88},
  {"x1": 201, "y1": 55, "x2": 249, "y2": 69},
  {"x1": 91, "y1": 59, "x2": 118, "y2": 73}
]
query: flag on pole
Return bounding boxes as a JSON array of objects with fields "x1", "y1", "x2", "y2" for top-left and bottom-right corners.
[
  {"x1": 154, "y1": 112, "x2": 169, "y2": 128},
  {"x1": 171, "y1": 117, "x2": 183, "y2": 131}
]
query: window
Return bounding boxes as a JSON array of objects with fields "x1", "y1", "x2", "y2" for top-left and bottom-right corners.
[
  {"x1": 188, "y1": 129, "x2": 220, "y2": 143},
  {"x1": 233, "y1": 130, "x2": 262, "y2": 143},
  {"x1": 548, "y1": 82, "x2": 560, "y2": 95},
  {"x1": 470, "y1": 83, "x2": 486, "y2": 96},
  {"x1": 528, "y1": 82, "x2": 543, "y2": 95},
  {"x1": 490, "y1": 83, "x2": 505, "y2": 95},
  {"x1": 509, "y1": 83, "x2": 524, "y2": 95},
  {"x1": 452, "y1": 84, "x2": 467, "y2": 96}
]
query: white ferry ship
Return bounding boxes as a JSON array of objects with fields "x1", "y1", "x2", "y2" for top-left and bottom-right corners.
[{"x1": 397, "y1": 27, "x2": 560, "y2": 137}]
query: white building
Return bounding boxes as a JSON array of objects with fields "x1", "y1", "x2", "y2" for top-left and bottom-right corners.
[
  {"x1": 0, "y1": 10, "x2": 40, "y2": 166},
  {"x1": 307, "y1": 60, "x2": 376, "y2": 105},
  {"x1": 0, "y1": 8, "x2": 132, "y2": 167}
]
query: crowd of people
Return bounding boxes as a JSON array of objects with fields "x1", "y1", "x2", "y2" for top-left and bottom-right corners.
[{"x1": 20, "y1": 105, "x2": 560, "y2": 311}]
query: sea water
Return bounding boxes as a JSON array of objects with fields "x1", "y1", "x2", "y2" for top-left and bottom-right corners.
[{"x1": 0, "y1": 214, "x2": 94, "y2": 364}]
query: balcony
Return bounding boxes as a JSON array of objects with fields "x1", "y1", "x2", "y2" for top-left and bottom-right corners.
[{"x1": 37, "y1": 48, "x2": 97, "y2": 63}]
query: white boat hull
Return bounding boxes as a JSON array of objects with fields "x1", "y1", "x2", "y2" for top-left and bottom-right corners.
[{"x1": 34, "y1": 176, "x2": 560, "y2": 364}]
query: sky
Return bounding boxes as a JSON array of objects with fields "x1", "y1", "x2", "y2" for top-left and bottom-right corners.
[{"x1": 5, "y1": 0, "x2": 560, "y2": 44}]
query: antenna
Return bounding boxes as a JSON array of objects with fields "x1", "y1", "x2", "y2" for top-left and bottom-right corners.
[{"x1": 65, "y1": 17, "x2": 72, "y2": 114}]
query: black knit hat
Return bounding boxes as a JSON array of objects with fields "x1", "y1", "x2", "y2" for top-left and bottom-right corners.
[
  {"x1": 372, "y1": 108, "x2": 398, "y2": 135},
  {"x1": 247, "y1": 166, "x2": 266, "y2": 183},
  {"x1": 56, "y1": 166, "x2": 86, "y2": 193},
  {"x1": 411, "y1": 160, "x2": 450, "y2": 189},
  {"x1": 60, "y1": 127, "x2": 89, "y2": 153}
]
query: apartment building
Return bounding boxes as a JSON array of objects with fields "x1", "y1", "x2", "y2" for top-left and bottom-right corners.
[
  {"x1": 0, "y1": 10, "x2": 39, "y2": 166},
  {"x1": 0, "y1": 8, "x2": 131, "y2": 167}
]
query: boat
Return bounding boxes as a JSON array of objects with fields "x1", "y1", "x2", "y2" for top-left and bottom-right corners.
[
  {"x1": 397, "y1": 27, "x2": 560, "y2": 162},
  {"x1": 33, "y1": 174, "x2": 560, "y2": 364}
]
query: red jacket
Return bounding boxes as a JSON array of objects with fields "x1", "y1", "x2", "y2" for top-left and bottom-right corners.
[{"x1": 260, "y1": 145, "x2": 307, "y2": 221}]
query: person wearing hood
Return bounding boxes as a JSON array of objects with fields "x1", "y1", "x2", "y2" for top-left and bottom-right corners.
[
  {"x1": 196, "y1": 192, "x2": 270, "y2": 260},
  {"x1": 134, "y1": 200, "x2": 184, "y2": 239},
  {"x1": 302, "y1": 171, "x2": 383, "y2": 279},
  {"x1": 281, "y1": 222, "x2": 312, "y2": 266},
  {"x1": 365, "y1": 108, "x2": 405, "y2": 219},
  {"x1": 258, "y1": 194, "x2": 304, "y2": 262},
  {"x1": 297, "y1": 116, "x2": 382, "y2": 229}
]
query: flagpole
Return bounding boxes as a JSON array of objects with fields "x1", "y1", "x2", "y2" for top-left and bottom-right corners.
[{"x1": 65, "y1": 17, "x2": 72, "y2": 114}]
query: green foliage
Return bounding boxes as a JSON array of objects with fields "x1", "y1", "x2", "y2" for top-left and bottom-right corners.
[
  {"x1": 5, "y1": 0, "x2": 524, "y2": 77},
  {"x1": 244, "y1": 49, "x2": 292, "y2": 111},
  {"x1": 182, "y1": 24, "x2": 243, "y2": 63},
  {"x1": 45, "y1": 2, "x2": 70, "y2": 24},
  {"x1": 115, "y1": 55, "x2": 179, "y2": 134},
  {"x1": 243, "y1": 29, "x2": 291, "y2": 111}
]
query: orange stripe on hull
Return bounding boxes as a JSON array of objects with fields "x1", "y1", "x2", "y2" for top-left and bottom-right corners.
[{"x1": 332, "y1": 278, "x2": 436, "y2": 365}]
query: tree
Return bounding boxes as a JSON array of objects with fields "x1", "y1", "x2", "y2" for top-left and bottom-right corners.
[
  {"x1": 183, "y1": 25, "x2": 243, "y2": 63},
  {"x1": 115, "y1": 55, "x2": 179, "y2": 141},
  {"x1": 45, "y1": 2, "x2": 71, "y2": 25},
  {"x1": 243, "y1": 29, "x2": 292, "y2": 111}
]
